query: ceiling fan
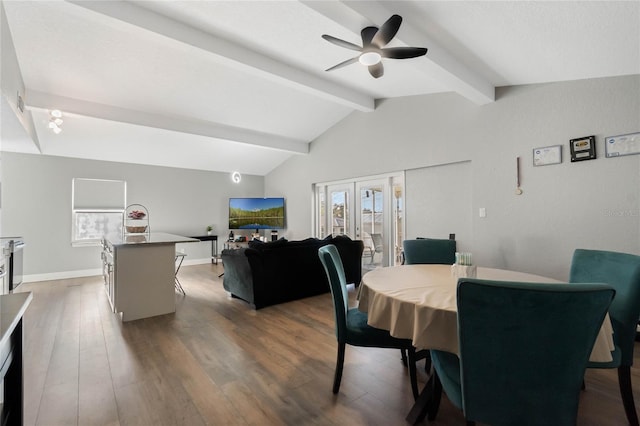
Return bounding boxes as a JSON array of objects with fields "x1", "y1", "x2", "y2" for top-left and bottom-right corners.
[{"x1": 322, "y1": 14, "x2": 427, "y2": 79}]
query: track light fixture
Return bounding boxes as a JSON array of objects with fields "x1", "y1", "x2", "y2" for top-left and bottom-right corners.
[{"x1": 49, "y1": 110, "x2": 63, "y2": 134}]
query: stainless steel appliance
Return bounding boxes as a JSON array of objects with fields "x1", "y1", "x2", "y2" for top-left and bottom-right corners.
[
  {"x1": 1, "y1": 237, "x2": 24, "y2": 294},
  {"x1": 0, "y1": 258, "x2": 6, "y2": 295},
  {"x1": 101, "y1": 238, "x2": 115, "y2": 311}
]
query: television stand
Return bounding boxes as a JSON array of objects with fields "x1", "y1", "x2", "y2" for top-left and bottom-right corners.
[
  {"x1": 188, "y1": 235, "x2": 219, "y2": 264},
  {"x1": 224, "y1": 240, "x2": 250, "y2": 250}
]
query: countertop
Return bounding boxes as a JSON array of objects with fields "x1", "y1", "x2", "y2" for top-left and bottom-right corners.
[
  {"x1": 0, "y1": 292, "x2": 32, "y2": 348},
  {"x1": 105, "y1": 232, "x2": 199, "y2": 247}
]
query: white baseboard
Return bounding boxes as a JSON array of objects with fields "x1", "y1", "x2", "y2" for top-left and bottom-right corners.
[
  {"x1": 182, "y1": 257, "x2": 217, "y2": 266},
  {"x1": 23, "y1": 258, "x2": 216, "y2": 283},
  {"x1": 24, "y1": 268, "x2": 102, "y2": 283}
]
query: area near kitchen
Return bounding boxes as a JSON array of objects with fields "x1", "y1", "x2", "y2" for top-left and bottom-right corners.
[{"x1": 100, "y1": 204, "x2": 197, "y2": 321}]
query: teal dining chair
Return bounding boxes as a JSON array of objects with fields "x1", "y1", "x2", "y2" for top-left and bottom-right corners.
[
  {"x1": 570, "y1": 249, "x2": 640, "y2": 426},
  {"x1": 318, "y1": 244, "x2": 420, "y2": 400},
  {"x1": 426, "y1": 278, "x2": 615, "y2": 426},
  {"x1": 403, "y1": 238, "x2": 456, "y2": 265}
]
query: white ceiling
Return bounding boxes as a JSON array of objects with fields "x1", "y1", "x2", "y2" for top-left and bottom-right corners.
[{"x1": 2, "y1": 1, "x2": 638, "y2": 176}]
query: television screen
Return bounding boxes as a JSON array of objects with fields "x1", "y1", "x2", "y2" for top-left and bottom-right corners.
[{"x1": 229, "y1": 197, "x2": 285, "y2": 230}]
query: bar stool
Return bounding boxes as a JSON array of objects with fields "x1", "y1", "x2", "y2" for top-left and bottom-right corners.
[{"x1": 175, "y1": 251, "x2": 186, "y2": 295}]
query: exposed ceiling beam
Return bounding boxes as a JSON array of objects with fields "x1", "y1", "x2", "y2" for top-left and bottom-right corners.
[
  {"x1": 65, "y1": 0, "x2": 375, "y2": 112},
  {"x1": 25, "y1": 90, "x2": 309, "y2": 154},
  {"x1": 302, "y1": 0, "x2": 495, "y2": 105},
  {"x1": 1, "y1": 2, "x2": 42, "y2": 152}
]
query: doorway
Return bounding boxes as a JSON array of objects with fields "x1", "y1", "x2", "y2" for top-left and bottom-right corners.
[{"x1": 314, "y1": 173, "x2": 404, "y2": 270}]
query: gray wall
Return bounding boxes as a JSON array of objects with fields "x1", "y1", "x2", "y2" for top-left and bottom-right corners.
[
  {"x1": 1, "y1": 153, "x2": 264, "y2": 280},
  {"x1": 266, "y1": 75, "x2": 640, "y2": 280},
  {"x1": 405, "y1": 161, "x2": 472, "y2": 249}
]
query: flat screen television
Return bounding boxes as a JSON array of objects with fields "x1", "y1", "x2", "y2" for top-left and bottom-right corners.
[{"x1": 229, "y1": 197, "x2": 285, "y2": 230}]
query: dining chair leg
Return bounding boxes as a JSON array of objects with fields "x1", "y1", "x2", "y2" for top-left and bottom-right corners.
[
  {"x1": 333, "y1": 342, "x2": 346, "y2": 394},
  {"x1": 408, "y1": 348, "x2": 419, "y2": 400},
  {"x1": 427, "y1": 370, "x2": 442, "y2": 421},
  {"x1": 406, "y1": 374, "x2": 434, "y2": 424},
  {"x1": 416, "y1": 349, "x2": 431, "y2": 372},
  {"x1": 400, "y1": 349, "x2": 408, "y2": 366},
  {"x1": 618, "y1": 366, "x2": 639, "y2": 426}
]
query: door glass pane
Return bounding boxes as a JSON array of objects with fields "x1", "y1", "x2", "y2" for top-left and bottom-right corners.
[
  {"x1": 360, "y1": 185, "x2": 384, "y2": 270},
  {"x1": 318, "y1": 189, "x2": 326, "y2": 237},
  {"x1": 331, "y1": 190, "x2": 350, "y2": 236},
  {"x1": 392, "y1": 181, "x2": 404, "y2": 266}
]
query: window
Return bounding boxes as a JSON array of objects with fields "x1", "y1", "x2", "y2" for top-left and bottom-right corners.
[{"x1": 72, "y1": 178, "x2": 126, "y2": 246}]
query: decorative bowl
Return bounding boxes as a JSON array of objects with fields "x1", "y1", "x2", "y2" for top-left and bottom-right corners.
[{"x1": 126, "y1": 225, "x2": 147, "y2": 233}]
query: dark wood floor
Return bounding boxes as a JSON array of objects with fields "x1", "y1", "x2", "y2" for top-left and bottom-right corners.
[{"x1": 17, "y1": 263, "x2": 639, "y2": 425}]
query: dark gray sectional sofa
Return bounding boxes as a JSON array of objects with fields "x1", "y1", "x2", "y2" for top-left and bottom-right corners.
[{"x1": 221, "y1": 235, "x2": 364, "y2": 309}]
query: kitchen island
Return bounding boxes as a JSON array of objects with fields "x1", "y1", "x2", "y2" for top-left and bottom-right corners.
[{"x1": 102, "y1": 233, "x2": 198, "y2": 321}]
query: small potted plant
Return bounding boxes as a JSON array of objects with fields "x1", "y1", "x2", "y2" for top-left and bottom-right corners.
[{"x1": 206, "y1": 225, "x2": 213, "y2": 236}]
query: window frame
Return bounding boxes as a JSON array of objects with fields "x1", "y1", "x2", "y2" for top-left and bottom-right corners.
[{"x1": 71, "y1": 178, "x2": 127, "y2": 247}]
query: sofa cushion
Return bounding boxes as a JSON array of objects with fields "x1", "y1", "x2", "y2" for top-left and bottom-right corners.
[{"x1": 248, "y1": 238, "x2": 288, "y2": 250}]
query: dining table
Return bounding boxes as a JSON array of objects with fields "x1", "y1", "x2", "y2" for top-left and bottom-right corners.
[{"x1": 357, "y1": 264, "x2": 616, "y2": 423}]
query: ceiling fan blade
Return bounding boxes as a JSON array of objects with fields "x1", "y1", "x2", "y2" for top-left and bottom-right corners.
[
  {"x1": 361, "y1": 26, "x2": 378, "y2": 47},
  {"x1": 321, "y1": 34, "x2": 362, "y2": 52},
  {"x1": 381, "y1": 47, "x2": 428, "y2": 59},
  {"x1": 371, "y1": 15, "x2": 402, "y2": 47},
  {"x1": 368, "y1": 62, "x2": 384, "y2": 79},
  {"x1": 325, "y1": 56, "x2": 360, "y2": 72}
]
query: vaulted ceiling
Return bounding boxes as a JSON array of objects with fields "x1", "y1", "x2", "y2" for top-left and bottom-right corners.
[{"x1": 2, "y1": 1, "x2": 638, "y2": 175}]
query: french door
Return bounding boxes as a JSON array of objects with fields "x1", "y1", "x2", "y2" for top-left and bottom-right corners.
[
  {"x1": 355, "y1": 179, "x2": 387, "y2": 267},
  {"x1": 327, "y1": 184, "x2": 354, "y2": 238},
  {"x1": 315, "y1": 173, "x2": 404, "y2": 269}
]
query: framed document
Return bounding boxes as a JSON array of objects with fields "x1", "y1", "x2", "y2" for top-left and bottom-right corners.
[
  {"x1": 605, "y1": 132, "x2": 640, "y2": 158},
  {"x1": 570, "y1": 135, "x2": 596, "y2": 162},
  {"x1": 533, "y1": 145, "x2": 562, "y2": 166}
]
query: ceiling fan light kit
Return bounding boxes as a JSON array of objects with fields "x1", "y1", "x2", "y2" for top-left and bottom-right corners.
[
  {"x1": 322, "y1": 14, "x2": 427, "y2": 78},
  {"x1": 359, "y1": 51, "x2": 381, "y2": 66}
]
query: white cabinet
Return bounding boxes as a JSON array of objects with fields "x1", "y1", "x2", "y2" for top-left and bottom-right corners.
[
  {"x1": 102, "y1": 233, "x2": 198, "y2": 321},
  {"x1": 112, "y1": 243, "x2": 175, "y2": 321}
]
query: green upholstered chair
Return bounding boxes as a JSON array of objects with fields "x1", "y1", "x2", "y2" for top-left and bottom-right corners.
[
  {"x1": 427, "y1": 278, "x2": 614, "y2": 426},
  {"x1": 403, "y1": 238, "x2": 456, "y2": 265},
  {"x1": 318, "y1": 244, "x2": 420, "y2": 400},
  {"x1": 570, "y1": 249, "x2": 640, "y2": 426}
]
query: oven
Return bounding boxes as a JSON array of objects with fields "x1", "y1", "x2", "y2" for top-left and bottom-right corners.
[
  {"x1": 101, "y1": 239, "x2": 115, "y2": 311},
  {"x1": 1, "y1": 238, "x2": 24, "y2": 294},
  {"x1": 0, "y1": 262, "x2": 6, "y2": 295}
]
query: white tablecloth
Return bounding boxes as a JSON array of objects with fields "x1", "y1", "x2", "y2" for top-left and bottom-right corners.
[{"x1": 358, "y1": 264, "x2": 615, "y2": 362}]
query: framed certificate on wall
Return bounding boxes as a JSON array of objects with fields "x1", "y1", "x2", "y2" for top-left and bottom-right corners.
[
  {"x1": 570, "y1": 135, "x2": 596, "y2": 162},
  {"x1": 605, "y1": 132, "x2": 640, "y2": 158},
  {"x1": 533, "y1": 145, "x2": 562, "y2": 166}
]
